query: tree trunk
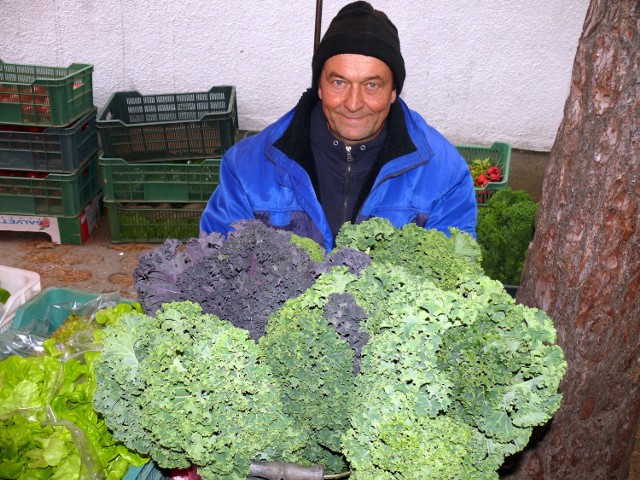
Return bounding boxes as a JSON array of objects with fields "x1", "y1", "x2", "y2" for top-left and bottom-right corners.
[{"x1": 502, "y1": 1, "x2": 640, "y2": 479}]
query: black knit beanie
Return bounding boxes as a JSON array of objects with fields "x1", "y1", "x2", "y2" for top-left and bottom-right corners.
[{"x1": 312, "y1": 1, "x2": 406, "y2": 94}]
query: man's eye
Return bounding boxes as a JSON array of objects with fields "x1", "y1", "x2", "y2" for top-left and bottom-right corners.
[
  {"x1": 333, "y1": 80, "x2": 345, "y2": 87},
  {"x1": 367, "y1": 82, "x2": 379, "y2": 89}
]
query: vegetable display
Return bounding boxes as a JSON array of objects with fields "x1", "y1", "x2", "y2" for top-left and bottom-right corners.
[
  {"x1": 91, "y1": 218, "x2": 566, "y2": 479},
  {"x1": 0, "y1": 303, "x2": 148, "y2": 480},
  {"x1": 476, "y1": 188, "x2": 539, "y2": 285},
  {"x1": 133, "y1": 219, "x2": 369, "y2": 341}
]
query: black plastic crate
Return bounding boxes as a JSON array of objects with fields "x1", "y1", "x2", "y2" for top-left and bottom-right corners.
[
  {"x1": 97, "y1": 86, "x2": 238, "y2": 162},
  {"x1": 0, "y1": 108, "x2": 99, "y2": 172}
]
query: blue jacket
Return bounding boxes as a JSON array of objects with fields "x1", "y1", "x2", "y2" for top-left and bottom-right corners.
[{"x1": 200, "y1": 90, "x2": 477, "y2": 252}]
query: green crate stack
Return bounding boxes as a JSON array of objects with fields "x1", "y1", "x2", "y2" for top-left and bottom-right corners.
[
  {"x1": 0, "y1": 60, "x2": 102, "y2": 244},
  {"x1": 455, "y1": 141, "x2": 511, "y2": 206},
  {"x1": 98, "y1": 156, "x2": 222, "y2": 242},
  {"x1": 97, "y1": 86, "x2": 238, "y2": 243}
]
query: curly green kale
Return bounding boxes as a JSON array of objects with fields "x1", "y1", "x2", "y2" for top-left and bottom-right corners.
[
  {"x1": 93, "y1": 301, "x2": 306, "y2": 480},
  {"x1": 259, "y1": 268, "x2": 360, "y2": 474},
  {"x1": 335, "y1": 218, "x2": 483, "y2": 291},
  {"x1": 122, "y1": 218, "x2": 565, "y2": 479},
  {"x1": 476, "y1": 188, "x2": 539, "y2": 285},
  {"x1": 340, "y1": 263, "x2": 566, "y2": 479}
]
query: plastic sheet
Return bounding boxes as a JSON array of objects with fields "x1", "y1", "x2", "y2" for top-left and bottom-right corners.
[
  {"x1": 43, "y1": 409, "x2": 107, "y2": 480},
  {"x1": 0, "y1": 325, "x2": 48, "y2": 359},
  {"x1": 0, "y1": 290, "x2": 129, "y2": 360}
]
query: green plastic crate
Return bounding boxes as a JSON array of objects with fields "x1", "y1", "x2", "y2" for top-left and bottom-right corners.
[
  {"x1": 105, "y1": 201, "x2": 204, "y2": 243},
  {"x1": 0, "y1": 153, "x2": 101, "y2": 216},
  {"x1": 99, "y1": 156, "x2": 220, "y2": 203},
  {"x1": 0, "y1": 60, "x2": 94, "y2": 127},
  {"x1": 0, "y1": 108, "x2": 99, "y2": 172},
  {"x1": 97, "y1": 86, "x2": 238, "y2": 162},
  {"x1": 455, "y1": 141, "x2": 511, "y2": 206},
  {"x1": 0, "y1": 192, "x2": 102, "y2": 245}
]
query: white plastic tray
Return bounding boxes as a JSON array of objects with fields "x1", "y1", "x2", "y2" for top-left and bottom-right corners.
[{"x1": 0, "y1": 265, "x2": 42, "y2": 332}]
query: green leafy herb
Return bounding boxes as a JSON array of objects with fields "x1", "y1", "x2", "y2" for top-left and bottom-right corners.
[{"x1": 476, "y1": 188, "x2": 539, "y2": 284}]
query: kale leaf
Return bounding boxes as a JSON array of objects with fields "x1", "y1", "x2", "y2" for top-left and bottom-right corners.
[
  {"x1": 134, "y1": 220, "x2": 325, "y2": 341},
  {"x1": 341, "y1": 264, "x2": 566, "y2": 479},
  {"x1": 94, "y1": 301, "x2": 307, "y2": 480},
  {"x1": 335, "y1": 218, "x2": 483, "y2": 291},
  {"x1": 323, "y1": 292, "x2": 369, "y2": 374},
  {"x1": 260, "y1": 268, "x2": 361, "y2": 474}
]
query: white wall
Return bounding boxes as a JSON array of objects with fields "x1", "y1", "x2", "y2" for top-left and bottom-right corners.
[{"x1": 0, "y1": 1, "x2": 589, "y2": 151}]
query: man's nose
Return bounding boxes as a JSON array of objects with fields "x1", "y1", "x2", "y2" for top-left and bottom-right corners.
[{"x1": 344, "y1": 86, "x2": 364, "y2": 111}]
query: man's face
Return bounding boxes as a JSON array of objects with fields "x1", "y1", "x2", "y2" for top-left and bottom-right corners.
[{"x1": 318, "y1": 54, "x2": 397, "y2": 145}]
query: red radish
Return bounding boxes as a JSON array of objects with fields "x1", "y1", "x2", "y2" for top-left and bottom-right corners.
[{"x1": 476, "y1": 173, "x2": 489, "y2": 187}]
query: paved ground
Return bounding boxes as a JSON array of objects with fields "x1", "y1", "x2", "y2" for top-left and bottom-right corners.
[{"x1": 1, "y1": 148, "x2": 639, "y2": 479}]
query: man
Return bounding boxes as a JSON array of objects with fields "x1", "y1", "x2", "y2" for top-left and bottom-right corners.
[{"x1": 200, "y1": 1, "x2": 477, "y2": 252}]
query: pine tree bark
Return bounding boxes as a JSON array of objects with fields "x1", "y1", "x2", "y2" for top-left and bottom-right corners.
[{"x1": 502, "y1": 1, "x2": 640, "y2": 479}]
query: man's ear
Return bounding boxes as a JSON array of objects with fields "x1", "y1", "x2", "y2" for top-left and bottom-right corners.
[{"x1": 391, "y1": 89, "x2": 397, "y2": 103}]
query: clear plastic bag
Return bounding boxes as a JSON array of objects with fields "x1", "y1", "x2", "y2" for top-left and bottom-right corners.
[
  {"x1": 43, "y1": 408, "x2": 107, "y2": 480},
  {"x1": 0, "y1": 290, "x2": 146, "y2": 479},
  {"x1": 0, "y1": 355, "x2": 107, "y2": 480},
  {"x1": 0, "y1": 326, "x2": 49, "y2": 359},
  {"x1": 0, "y1": 291, "x2": 129, "y2": 360}
]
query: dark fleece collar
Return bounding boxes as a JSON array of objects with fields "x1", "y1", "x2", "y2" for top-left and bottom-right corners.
[{"x1": 274, "y1": 88, "x2": 416, "y2": 198}]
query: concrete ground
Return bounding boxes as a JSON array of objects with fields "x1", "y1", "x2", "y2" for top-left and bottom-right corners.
[{"x1": 1, "y1": 149, "x2": 639, "y2": 479}]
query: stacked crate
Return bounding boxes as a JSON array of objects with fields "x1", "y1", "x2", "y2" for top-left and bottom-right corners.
[
  {"x1": 96, "y1": 86, "x2": 238, "y2": 242},
  {"x1": 0, "y1": 60, "x2": 102, "y2": 244}
]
